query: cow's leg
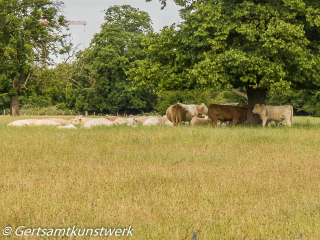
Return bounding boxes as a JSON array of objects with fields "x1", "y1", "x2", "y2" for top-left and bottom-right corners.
[
  {"x1": 231, "y1": 118, "x2": 237, "y2": 127},
  {"x1": 172, "y1": 115, "x2": 177, "y2": 126},
  {"x1": 212, "y1": 117, "x2": 218, "y2": 127},
  {"x1": 285, "y1": 117, "x2": 292, "y2": 127},
  {"x1": 267, "y1": 121, "x2": 274, "y2": 127},
  {"x1": 262, "y1": 118, "x2": 267, "y2": 127}
]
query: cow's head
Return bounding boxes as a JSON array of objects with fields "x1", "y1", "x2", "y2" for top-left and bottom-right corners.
[
  {"x1": 198, "y1": 103, "x2": 208, "y2": 114},
  {"x1": 69, "y1": 116, "x2": 83, "y2": 125},
  {"x1": 106, "y1": 115, "x2": 118, "y2": 121},
  {"x1": 252, "y1": 104, "x2": 264, "y2": 114},
  {"x1": 158, "y1": 116, "x2": 168, "y2": 123}
]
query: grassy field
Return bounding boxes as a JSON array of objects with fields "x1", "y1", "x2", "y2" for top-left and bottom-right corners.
[{"x1": 1, "y1": 116, "x2": 320, "y2": 239}]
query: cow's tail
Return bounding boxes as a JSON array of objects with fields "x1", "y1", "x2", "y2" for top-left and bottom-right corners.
[
  {"x1": 171, "y1": 104, "x2": 185, "y2": 125},
  {"x1": 171, "y1": 104, "x2": 178, "y2": 125}
]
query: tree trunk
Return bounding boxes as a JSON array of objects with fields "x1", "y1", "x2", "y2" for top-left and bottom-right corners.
[
  {"x1": 246, "y1": 87, "x2": 267, "y2": 125},
  {"x1": 10, "y1": 95, "x2": 20, "y2": 116}
]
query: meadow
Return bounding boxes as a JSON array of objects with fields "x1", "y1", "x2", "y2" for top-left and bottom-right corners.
[{"x1": 1, "y1": 116, "x2": 320, "y2": 239}]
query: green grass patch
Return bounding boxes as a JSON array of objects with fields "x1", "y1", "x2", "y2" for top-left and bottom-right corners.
[{"x1": 1, "y1": 116, "x2": 320, "y2": 239}]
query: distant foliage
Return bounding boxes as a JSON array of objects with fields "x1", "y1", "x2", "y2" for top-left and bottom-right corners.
[
  {"x1": 19, "y1": 105, "x2": 77, "y2": 116},
  {"x1": 3, "y1": 2, "x2": 320, "y2": 118},
  {"x1": 0, "y1": 0, "x2": 70, "y2": 115}
]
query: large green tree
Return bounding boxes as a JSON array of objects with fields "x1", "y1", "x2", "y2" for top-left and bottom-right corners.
[
  {"x1": 140, "y1": 0, "x2": 320, "y2": 123},
  {"x1": 0, "y1": 0, "x2": 69, "y2": 115},
  {"x1": 69, "y1": 5, "x2": 156, "y2": 114}
]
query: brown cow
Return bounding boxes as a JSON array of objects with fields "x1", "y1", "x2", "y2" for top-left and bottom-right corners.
[
  {"x1": 166, "y1": 104, "x2": 187, "y2": 125},
  {"x1": 208, "y1": 104, "x2": 248, "y2": 127}
]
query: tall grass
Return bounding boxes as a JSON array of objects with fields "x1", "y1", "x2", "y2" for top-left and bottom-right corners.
[{"x1": 0, "y1": 116, "x2": 320, "y2": 239}]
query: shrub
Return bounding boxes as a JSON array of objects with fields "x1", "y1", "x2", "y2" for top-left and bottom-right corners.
[{"x1": 19, "y1": 105, "x2": 77, "y2": 116}]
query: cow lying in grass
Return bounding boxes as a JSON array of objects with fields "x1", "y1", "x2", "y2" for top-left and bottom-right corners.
[
  {"x1": 8, "y1": 119, "x2": 61, "y2": 127},
  {"x1": 191, "y1": 116, "x2": 209, "y2": 126},
  {"x1": 47, "y1": 118, "x2": 70, "y2": 125},
  {"x1": 142, "y1": 117, "x2": 164, "y2": 126},
  {"x1": 70, "y1": 116, "x2": 114, "y2": 128},
  {"x1": 7, "y1": 120, "x2": 30, "y2": 127},
  {"x1": 57, "y1": 123, "x2": 77, "y2": 129},
  {"x1": 113, "y1": 118, "x2": 137, "y2": 126}
]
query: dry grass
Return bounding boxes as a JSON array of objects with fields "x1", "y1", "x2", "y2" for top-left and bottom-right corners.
[{"x1": 1, "y1": 116, "x2": 320, "y2": 239}]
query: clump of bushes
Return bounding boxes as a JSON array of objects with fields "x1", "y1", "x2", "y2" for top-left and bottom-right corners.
[{"x1": 20, "y1": 105, "x2": 77, "y2": 116}]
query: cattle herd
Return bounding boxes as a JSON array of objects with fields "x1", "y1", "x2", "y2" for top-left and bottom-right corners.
[{"x1": 7, "y1": 103, "x2": 293, "y2": 128}]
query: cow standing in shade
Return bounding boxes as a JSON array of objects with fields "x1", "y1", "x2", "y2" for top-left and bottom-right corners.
[
  {"x1": 166, "y1": 103, "x2": 208, "y2": 125},
  {"x1": 178, "y1": 103, "x2": 208, "y2": 121},
  {"x1": 166, "y1": 104, "x2": 187, "y2": 125},
  {"x1": 252, "y1": 104, "x2": 293, "y2": 127},
  {"x1": 208, "y1": 104, "x2": 248, "y2": 127}
]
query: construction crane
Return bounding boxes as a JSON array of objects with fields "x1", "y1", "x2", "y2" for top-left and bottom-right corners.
[
  {"x1": 67, "y1": 20, "x2": 87, "y2": 26},
  {"x1": 42, "y1": 15, "x2": 87, "y2": 31}
]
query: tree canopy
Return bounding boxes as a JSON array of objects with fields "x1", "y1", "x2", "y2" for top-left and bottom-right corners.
[
  {"x1": 61, "y1": 5, "x2": 156, "y2": 114},
  {"x1": 0, "y1": 0, "x2": 70, "y2": 115},
  {"x1": 140, "y1": 0, "x2": 320, "y2": 91},
  {"x1": 2, "y1": 1, "x2": 320, "y2": 119},
  {"x1": 138, "y1": 0, "x2": 320, "y2": 122}
]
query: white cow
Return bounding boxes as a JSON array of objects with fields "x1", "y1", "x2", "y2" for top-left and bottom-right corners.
[
  {"x1": 143, "y1": 117, "x2": 163, "y2": 126},
  {"x1": 164, "y1": 120, "x2": 174, "y2": 126},
  {"x1": 135, "y1": 116, "x2": 153, "y2": 124},
  {"x1": 83, "y1": 118, "x2": 114, "y2": 128},
  {"x1": 113, "y1": 117, "x2": 137, "y2": 126},
  {"x1": 57, "y1": 123, "x2": 77, "y2": 129},
  {"x1": 252, "y1": 104, "x2": 293, "y2": 127},
  {"x1": 176, "y1": 103, "x2": 208, "y2": 122},
  {"x1": 23, "y1": 119, "x2": 60, "y2": 126},
  {"x1": 7, "y1": 120, "x2": 30, "y2": 127},
  {"x1": 69, "y1": 116, "x2": 93, "y2": 126},
  {"x1": 35, "y1": 119, "x2": 60, "y2": 126},
  {"x1": 47, "y1": 118, "x2": 70, "y2": 125},
  {"x1": 8, "y1": 119, "x2": 61, "y2": 127}
]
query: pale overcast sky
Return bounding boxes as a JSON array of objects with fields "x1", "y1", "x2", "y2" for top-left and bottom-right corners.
[{"x1": 61, "y1": 0, "x2": 182, "y2": 51}]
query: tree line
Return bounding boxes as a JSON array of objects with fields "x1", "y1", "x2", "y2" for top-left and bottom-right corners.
[{"x1": 1, "y1": 1, "x2": 320, "y2": 122}]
